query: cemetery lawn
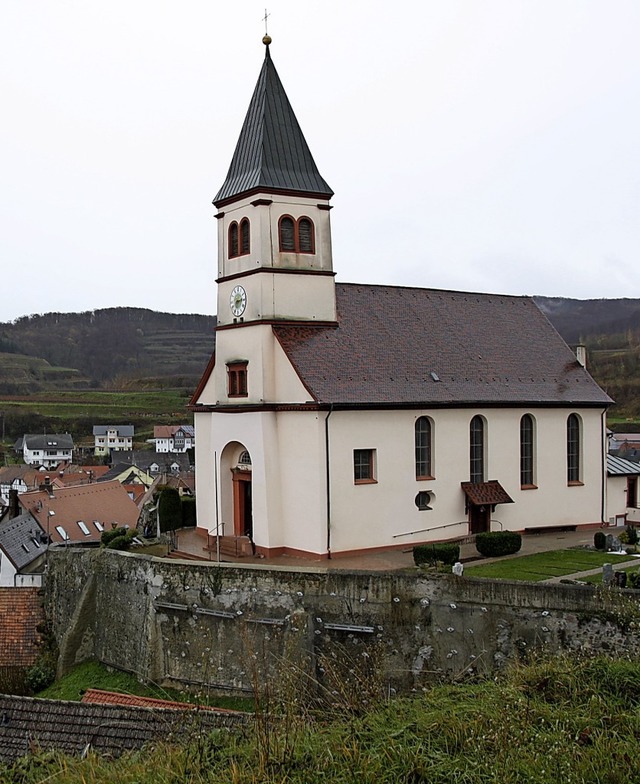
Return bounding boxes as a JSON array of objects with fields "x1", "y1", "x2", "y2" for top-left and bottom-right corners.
[{"x1": 465, "y1": 549, "x2": 620, "y2": 581}]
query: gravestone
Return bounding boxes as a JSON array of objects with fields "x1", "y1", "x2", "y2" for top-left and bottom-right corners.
[{"x1": 602, "y1": 563, "x2": 614, "y2": 586}]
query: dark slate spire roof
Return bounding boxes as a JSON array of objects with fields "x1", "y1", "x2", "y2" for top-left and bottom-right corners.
[
  {"x1": 273, "y1": 284, "x2": 613, "y2": 407},
  {"x1": 214, "y1": 42, "x2": 333, "y2": 206}
]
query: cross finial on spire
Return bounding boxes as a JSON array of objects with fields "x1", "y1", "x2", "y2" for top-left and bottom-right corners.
[{"x1": 262, "y1": 9, "x2": 272, "y2": 50}]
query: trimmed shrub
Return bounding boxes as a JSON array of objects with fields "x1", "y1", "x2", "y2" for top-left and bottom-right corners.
[
  {"x1": 413, "y1": 542, "x2": 460, "y2": 567},
  {"x1": 628, "y1": 526, "x2": 639, "y2": 546},
  {"x1": 182, "y1": 497, "x2": 197, "y2": 528},
  {"x1": 475, "y1": 531, "x2": 522, "y2": 557},
  {"x1": 158, "y1": 488, "x2": 182, "y2": 533},
  {"x1": 594, "y1": 531, "x2": 606, "y2": 551}
]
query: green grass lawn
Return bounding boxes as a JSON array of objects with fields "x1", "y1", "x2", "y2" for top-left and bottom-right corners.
[
  {"x1": 465, "y1": 549, "x2": 630, "y2": 582},
  {"x1": 38, "y1": 660, "x2": 253, "y2": 712}
]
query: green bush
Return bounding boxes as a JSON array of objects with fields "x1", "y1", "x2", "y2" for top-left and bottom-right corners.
[
  {"x1": 158, "y1": 488, "x2": 182, "y2": 532},
  {"x1": 594, "y1": 531, "x2": 606, "y2": 551},
  {"x1": 182, "y1": 497, "x2": 196, "y2": 528},
  {"x1": 101, "y1": 526, "x2": 136, "y2": 550},
  {"x1": 413, "y1": 542, "x2": 460, "y2": 567},
  {"x1": 628, "y1": 526, "x2": 639, "y2": 545},
  {"x1": 475, "y1": 531, "x2": 522, "y2": 557}
]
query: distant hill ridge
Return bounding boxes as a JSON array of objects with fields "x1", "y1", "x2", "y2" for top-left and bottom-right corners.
[
  {"x1": 0, "y1": 308, "x2": 217, "y2": 394},
  {"x1": 1, "y1": 300, "x2": 640, "y2": 415}
]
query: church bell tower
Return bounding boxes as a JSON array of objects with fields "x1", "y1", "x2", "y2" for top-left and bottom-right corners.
[{"x1": 214, "y1": 36, "x2": 336, "y2": 329}]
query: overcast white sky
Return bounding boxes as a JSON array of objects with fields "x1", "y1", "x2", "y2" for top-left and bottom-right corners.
[{"x1": 2, "y1": 1, "x2": 639, "y2": 322}]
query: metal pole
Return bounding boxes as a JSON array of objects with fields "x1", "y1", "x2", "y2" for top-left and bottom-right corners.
[{"x1": 214, "y1": 451, "x2": 220, "y2": 563}]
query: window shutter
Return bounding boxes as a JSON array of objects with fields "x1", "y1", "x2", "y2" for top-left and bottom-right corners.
[{"x1": 280, "y1": 217, "x2": 295, "y2": 251}]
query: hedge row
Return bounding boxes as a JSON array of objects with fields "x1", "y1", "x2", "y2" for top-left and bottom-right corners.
[
  {"x1": 413, "y1": 542, "x2": 460, "y2": 567},
  {"x1": 475, "y1": 531, "x2": 522, "y2": 557}
]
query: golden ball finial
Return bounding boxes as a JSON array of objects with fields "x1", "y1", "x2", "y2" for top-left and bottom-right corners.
[{"x1": 263, "y1": 34, "x2": 272, "y2": 46}]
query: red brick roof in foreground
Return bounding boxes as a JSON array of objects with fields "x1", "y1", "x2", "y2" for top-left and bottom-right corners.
[
  {"x1": 19, "y1": 480, "x2": 140, "y2": 544},
  {"x1": 82, "y1": 689, "x2": 241, "y2": 714},
  {"x1": 0, "y1": 588, "x2": 43, "y2": 667},
  {"x1": 274, "y1": 284, "x2": 613, "y2": 407}
]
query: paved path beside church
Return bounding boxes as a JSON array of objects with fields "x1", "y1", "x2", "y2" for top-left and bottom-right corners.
[{"x1": 171, "y1": 526, "x2": 635, "y2": 581}]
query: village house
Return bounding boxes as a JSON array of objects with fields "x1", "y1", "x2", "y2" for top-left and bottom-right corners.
[
  {"x1": 189, "y1": 37, "x2": 612, "y2": 559},
  {"x1": 152, "y1": 425, "x2": 195, "y2": 453},
  {"x1": 93, "y1": 425, "x2": 134, "y2": 455},
  {"x1": 14, "y1": 434, "x2": 74, "y2": 468},
  {"x1": 0, "y1": 466, "x2": 42, "y2": 508},
  {"x1": 19, "y1": 479, "x2": 140, "y2": 545}
]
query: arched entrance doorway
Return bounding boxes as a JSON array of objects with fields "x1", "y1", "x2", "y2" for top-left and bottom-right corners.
[{"x1": 232, "y1": 450, "x2": 253, "y2": 538}]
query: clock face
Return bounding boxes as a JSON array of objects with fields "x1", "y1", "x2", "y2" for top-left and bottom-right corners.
[{"x1": 230, "y1": 285, "x2": 247, "y2": 317}]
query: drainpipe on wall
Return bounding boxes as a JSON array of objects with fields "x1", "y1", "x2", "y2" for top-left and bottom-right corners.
[
  {"x1": 601, "y1": 408, "x2": 607, "y2": 525},
  {"x1": 325, "y1": 405, "x2": 334, "y2": 559}
]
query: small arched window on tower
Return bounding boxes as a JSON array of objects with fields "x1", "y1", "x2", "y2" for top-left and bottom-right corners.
[
  {"x1": 229, "y1": 219, "x2": 250, "y2": 259},
  {"x1": 240, "y1": 218, "x2": 250, "y2": 255},
  {"x1": 279, "y1": 215, "x2": 315, "y2": 254}
]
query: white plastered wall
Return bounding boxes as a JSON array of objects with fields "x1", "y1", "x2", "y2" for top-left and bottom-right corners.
[
  {"x1": 607, "y1": 474, "x2": 640, "y2": 525},
  {"x1": 326, "y1": 406, "x2": 607, "y2": 554}
]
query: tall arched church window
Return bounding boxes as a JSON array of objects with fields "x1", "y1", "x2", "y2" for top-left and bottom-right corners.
[
  {"x1": 240, "y1": 218, "x2": 250, "y2": 255},
  {"x1": 279, "y1": 216, "x2": 315, "y2": 253},
  {"x1": 470, "y1": 416, "x2": 485, "y2": 483},
  {"x1": 520, "y1": 414, "x2": 535, "y2": 487},
  {"x1": 415, "y1": 417, "x2": 433, "y2": 480},
  {"x1": 567, "y1": 413, "x2": 581, "y2": 484}
]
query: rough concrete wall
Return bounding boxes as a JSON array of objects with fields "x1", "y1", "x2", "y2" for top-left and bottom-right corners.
[{"x1": 45, "y1": 549, "x2": 640, "y2": 693}]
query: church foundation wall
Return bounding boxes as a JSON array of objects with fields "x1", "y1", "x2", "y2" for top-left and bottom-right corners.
[{"x1": 45, "y1": 548, "x2": 640, "y2": 695}]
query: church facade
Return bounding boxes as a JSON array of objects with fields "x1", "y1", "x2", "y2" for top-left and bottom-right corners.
[{"x1": 191, "y1": 39, "x2": 612, "y2": 558}]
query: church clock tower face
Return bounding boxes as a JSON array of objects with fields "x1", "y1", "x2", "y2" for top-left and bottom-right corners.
[{"x1": 229, "y1": 285, "x2": 247, "y2": 317}]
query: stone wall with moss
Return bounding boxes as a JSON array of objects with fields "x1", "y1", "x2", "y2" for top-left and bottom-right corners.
[{"x1": 44, "y1": 549, "x2": 640, "y2": 694}]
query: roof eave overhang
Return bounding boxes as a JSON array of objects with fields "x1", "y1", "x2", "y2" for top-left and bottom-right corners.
[{"x1": 213, "y1": 185, "x2": 333, "y2": 210}]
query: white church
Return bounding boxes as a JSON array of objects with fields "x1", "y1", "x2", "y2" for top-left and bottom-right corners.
[{"x1": 191, "y1": 37, "x2": 612, "y2": 559}]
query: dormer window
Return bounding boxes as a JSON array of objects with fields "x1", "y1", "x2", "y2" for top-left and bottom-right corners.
[
  {"x1": 227, "y1": 361, "x2": 248, "y2": 398},
  {"x1": 279, "y1": 215, "x2": 315, "y2": 254},
  {"x1": 229, "y1": 218, "x2": 250, "y2": 258}
]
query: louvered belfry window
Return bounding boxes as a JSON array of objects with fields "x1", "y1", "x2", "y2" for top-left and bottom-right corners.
[
  {"x1": 229, "y1": 219, "x2": 250, "y2": 259},
  {"x1": 298, "y1": 218, "x2": 313, "y2": 252},
  {"x1": 229, "y1": 222, "x2": 239, "y2": 258},
  {"x1": 279, "y1": 216, "x2": 315, "y2": 253},
  {"x1": 240, "y1": 219, "x2": 250, "y2": 255}
]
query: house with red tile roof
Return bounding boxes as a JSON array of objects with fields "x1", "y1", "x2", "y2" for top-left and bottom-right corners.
[
  {"x1": 152, "y1": 425, "x2": 195, "y2": 453},
  {"x1": 189, "y1": 38, "x2": 612, "y2": 559},
  {"x1": 0, "y1": 587, "x2": 43, "y2": 670},
  {"x1": 18, "y1": 480, "x2": 140, "y2": 545}
]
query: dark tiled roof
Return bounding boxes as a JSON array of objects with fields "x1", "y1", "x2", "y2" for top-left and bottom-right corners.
[
  {"x1": 0, "y1": 513, "x2": 45, "y2": 571},
  {"x1": 92, "y1": 425, "x2": 134, "y2": 436},
  {"x1": 214, "y1": 46, "x2": 333, "y2": 205},
  {"x1": 274, "y1": 284, "x2": 612, "y2": 407},
  {"x1": 21, "y1": 434, "x2": 74, "y2": 450},
  {"x1": 0, "y1": 693, "x2": 246, "y2": 762},
  {"x1": 461, "y1": 481, "x2": 514, "y2": 506},
  {"x1": 0, "y1": 589, "x2": 43, "y2": 667}
]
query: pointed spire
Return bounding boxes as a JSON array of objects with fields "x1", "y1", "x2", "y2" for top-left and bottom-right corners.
[{"x1": 214, "y1": 39, "x2": 333, "y2": 206}]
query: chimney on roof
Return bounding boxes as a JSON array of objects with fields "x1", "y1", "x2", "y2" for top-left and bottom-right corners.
[
  {"x1": 39, "y1": 475, "x2": 53, "y2": 495},
  {"x1": 7, "y1": 489, "x2": 19, "y2": 520},
  {"x1": 576, "y1": 345, "x2": 587, "y2": 368}
]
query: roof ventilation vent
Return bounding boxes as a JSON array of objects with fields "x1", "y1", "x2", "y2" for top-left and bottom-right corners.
[{"x1": 430, "y1": 371, "x2": 441, "y2": 382}]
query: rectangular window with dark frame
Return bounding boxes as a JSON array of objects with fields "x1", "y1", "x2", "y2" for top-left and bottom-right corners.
[
  {"x1": 520, "y1": 414, "x2": 536, "y2": 488},
  {"x1": 628, "y1": 477, "x2": 638, "y2": 508},
  {"x1": 227, "y1": 361, "x2": 248, "y2": 398},
  {"x1": 354, "y1": 449, "x2": 376, "y2": 484},
  {"x1": 469, "y1": 416, "x2": 485, "y2": 483},
  {"x1": 567, "y1": 413, "x2": 581, "y2": 484}
]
